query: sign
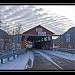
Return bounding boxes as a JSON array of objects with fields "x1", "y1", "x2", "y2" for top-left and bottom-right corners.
[
  {"x1": 36, "y1": 28, "x2": 42, "y2": 32},
  {"x1": 66, "y1": 34, "x2": 70, "y2": 42},
  {"x1": 38, "y1": 32, "x2": 46, "y2": 36},
  {"x1": 59, "y1": 40, "x2": 63, "y2": 47},
  {"x1": 24, "y1": 37, "x2": 28, "y2": 45}
]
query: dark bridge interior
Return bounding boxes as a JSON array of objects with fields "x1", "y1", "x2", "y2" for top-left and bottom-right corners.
[{"x1": 27, "y1": 36, "x2": 51, "y2": 50}]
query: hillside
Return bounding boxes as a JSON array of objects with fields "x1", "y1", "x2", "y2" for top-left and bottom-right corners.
[
  {"x1": 54, "y1": 27, "x2": 75, "y2": 48},
  {"x1": 0, "y1": 29, "x2": 9, "y2": 39}
]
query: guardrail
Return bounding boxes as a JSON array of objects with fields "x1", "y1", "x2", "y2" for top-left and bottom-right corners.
[
  {"x1": 53, "y1": 48, "x2": 75, "y2": 50},
  {"x1": 0, "y1": 49, "x2": 27, "y2": 64},
  {"x1": 52, "y1": 48, "x2": 75, "y2": 54}
]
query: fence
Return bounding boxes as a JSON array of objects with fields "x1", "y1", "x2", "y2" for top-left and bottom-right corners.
[{"x1": 0, "y1": 49, "x2": 27, "y2": 64}]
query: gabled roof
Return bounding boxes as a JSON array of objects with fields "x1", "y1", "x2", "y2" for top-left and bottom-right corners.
[{"x1": 23, "y1": 25, "x2": 54, "y2": 34}]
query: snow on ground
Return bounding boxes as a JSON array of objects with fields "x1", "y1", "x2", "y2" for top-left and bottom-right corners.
[
  {"x1": 0, "y1": 51, "x2": 34, "y2": 70},
  {"x1": 42, "y1": 50, "x2": 75, "y2": 61},
  {"x1": 35, "y1": 50, "x2": 63, "y2": 70}
]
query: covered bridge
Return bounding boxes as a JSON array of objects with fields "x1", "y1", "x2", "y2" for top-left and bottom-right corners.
[{"x1": 21, "y1": 25, "x2": 54, "y2": 50}]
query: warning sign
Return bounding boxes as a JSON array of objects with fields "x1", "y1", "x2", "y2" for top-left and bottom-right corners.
[{"x1": 24, "y1": 37, "x2": 28, "y2": 45}]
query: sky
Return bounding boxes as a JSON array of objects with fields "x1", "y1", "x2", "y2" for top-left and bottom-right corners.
[{"x1": 0, "y1": 5, "x2": 75, "y2": 37}]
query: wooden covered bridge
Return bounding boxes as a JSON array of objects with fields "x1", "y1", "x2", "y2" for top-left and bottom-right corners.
[{"x1": 21, "y1": 25, "x2": 54, "y2": 50}]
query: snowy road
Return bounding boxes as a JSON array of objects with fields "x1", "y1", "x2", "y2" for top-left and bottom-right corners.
[
  {"x1": 0, "y1": 50, "x2": 75, "y2": 70},
  {"x1": 29, "y1": 50, "x2": 75, "y2": 70}
]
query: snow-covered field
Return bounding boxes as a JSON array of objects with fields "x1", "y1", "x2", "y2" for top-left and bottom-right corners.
[
  {"x1": 41, "y1": 50, "x2": 75, "y2": 61},
  {"x1": 0, "y1": 51, "x2": 34, "y2": 70}
]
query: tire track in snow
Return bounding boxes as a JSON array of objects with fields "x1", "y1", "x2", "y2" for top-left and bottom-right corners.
[{"x1": 34, "y1": 50, "x2": 63, "y2": 70}]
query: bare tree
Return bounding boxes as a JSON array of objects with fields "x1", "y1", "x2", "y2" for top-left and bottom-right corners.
[
  {"x1": 15, "y1": 23, "x2": 22, "y2": 34},
  {"x1": 15, "y1": 23, "x2": 23, "y2": 44}
]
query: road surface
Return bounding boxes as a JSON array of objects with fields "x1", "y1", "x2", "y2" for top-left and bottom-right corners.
[{"x1": 28, "y1": 50, "x2": 75, "y2": 71}]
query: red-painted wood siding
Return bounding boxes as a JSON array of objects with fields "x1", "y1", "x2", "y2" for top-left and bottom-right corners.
[{"x1": 24, "y1": 25, "x2": 54, "y2": 35}]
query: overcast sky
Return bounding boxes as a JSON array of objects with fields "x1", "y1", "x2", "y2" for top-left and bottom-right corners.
[{"x1": 0, "y1": 5, "x2": 75, "y2": 37}]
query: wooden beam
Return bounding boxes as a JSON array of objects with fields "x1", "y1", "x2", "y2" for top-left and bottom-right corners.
[{"x1": 16, "y1": 34, "x2": 61, "y2": 37}]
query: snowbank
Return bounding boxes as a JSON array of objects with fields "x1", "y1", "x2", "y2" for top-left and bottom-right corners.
[
  {"x1": 42, "y1": 50, "x2": 75, "y2": 61},
  {"x1": 0, "y1": 51, "x2": 34, "y2": 70}
]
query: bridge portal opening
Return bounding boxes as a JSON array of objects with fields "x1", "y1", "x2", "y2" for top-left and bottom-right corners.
[{"x1": 21, "y1": 35, "x2": 53, "y2": 50}]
